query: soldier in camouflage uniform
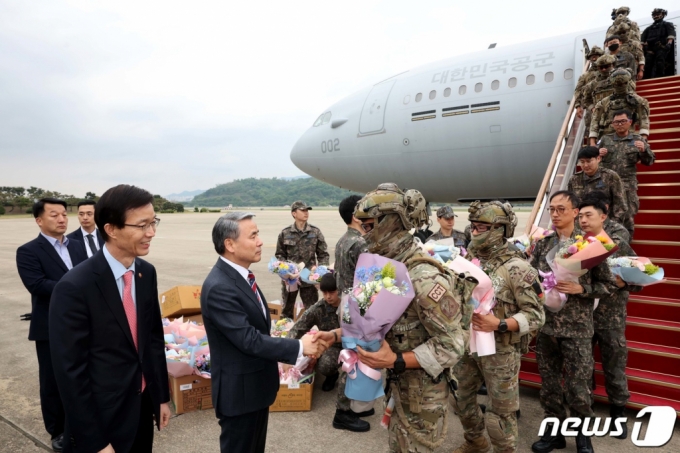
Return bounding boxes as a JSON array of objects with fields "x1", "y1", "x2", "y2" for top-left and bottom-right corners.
[
  {"x1": 582, "y1": 55, "x2": 618, "y2": 113},
  {"x1": 351, "y1": 183, "x2": 475, "y2": 453},
  {"x1": 589, "y1": 69, "x2": 650, "y2": 144},
  {"x1": 598, "y1": 109, "x2": 655, "y2": 238},
  {"x1": 568, "y1": 146, "x2": 628, "y2": 227},
  {"x1": 428, "y1": 206, "x2": 468, "y2": 248},
  {"x1": 606, "y1": 7, "x2": 641, "y2": 41},
  {"x1": 276, "y1": 201, "x2": 330, "y2": 318},
  {"x1": 578, "y1": 196, "x2": 642, "y2": 440},
  {"x1": 605, "y1": 34, "x2": 638, "y2": 79},
  {"x1": 530, "y1": 191, "x2": 616, "y2": 453},
  {"x1": 288, "y1": 274, "x2": 371, "y2": 432},
  {"x1": 609, "y1": 21, "x2": 646, "y2": 79},
  {"x1": 335, "y1": 195, "x2": 368, "y2": 295},
  {"x1": 452, "y1": 201, "x2": 545, "y2": 453},
  {"x1": 575, "y1": 47, "x2": 605, "y2": 121}
]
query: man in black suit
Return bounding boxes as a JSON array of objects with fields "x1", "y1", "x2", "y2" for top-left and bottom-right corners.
[
  {"x1": 202, "y1": 212, "x2": 327, "y2": 453},
  {"x1": 66, "y1": 200, "x2": 104, "y2": 258},
  {"x1": 16, "y1": 198, "x2": 88, "y2": 452},
  {"x1": 50, "y1": 185, "x2": 170, "y2": 453}
]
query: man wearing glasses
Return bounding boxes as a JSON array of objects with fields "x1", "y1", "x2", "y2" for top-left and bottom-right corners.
[
  {"x1": 597, "y1": 109, "x2": 655, "y2": 238},
  {"x1": 50, "y1": 185, "x2": 170, "y2": 453}
]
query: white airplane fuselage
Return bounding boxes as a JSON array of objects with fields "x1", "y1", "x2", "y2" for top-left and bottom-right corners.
[{"x1": 290, "y1": 12, "x2": 679, "y2": 203}]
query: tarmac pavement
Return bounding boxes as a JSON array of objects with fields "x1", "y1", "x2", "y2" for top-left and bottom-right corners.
[{"x1": 0, "y1": 210, "x2": 677, "y2": 452}]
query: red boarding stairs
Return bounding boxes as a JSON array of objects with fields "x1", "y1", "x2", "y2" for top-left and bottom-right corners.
[{"x1": 522, "y1": 74, "x2": 680, "y2": 415}]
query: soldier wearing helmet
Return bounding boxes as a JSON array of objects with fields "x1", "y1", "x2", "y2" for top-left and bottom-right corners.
[
  {"x1": 452, "y1": 201, "x2": 545, "y2": 453},
  {"x1": 641, "y1": 8, "x2": 676, "y2": 78},
  {"x1": 605, "y1": 34, "x2": 639, "y2": 79},
  {"x1": 609, "y1": 18, "x2": 646, "y2": 78},
  {"x1": 581, "y1": 54, "x2": 617, "y2": 112},
  {"x1": 352, "y1": 183, "x2": 474, "y2": 453},
  {"x1": 589, "y1": 68, "x2": 650, "y2": 144},
  {"x1": 574, "y1": 46, "x2": 605, "y2": 119},
  {"x1": 607, "y1": 6, "x2": 641, "y2": 41}
]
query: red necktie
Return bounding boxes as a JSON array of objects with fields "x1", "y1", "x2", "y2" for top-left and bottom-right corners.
[
  {"x1": 247, "y1": 271, "x2": 266, "y2": 317},
  {"x1": 123, "y1": 270, "x2": 146, "y2": 392}
]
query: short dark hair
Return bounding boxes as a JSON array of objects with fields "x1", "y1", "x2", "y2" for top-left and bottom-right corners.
[
  {"x1": 583, "y1": 190, "x2": 610, "y2": 209},
  {"x1": 578, "y1": 197, "x2": 609, "y2": 215},
  {"x1": 95, "y1": 185, "x2": 154, "y2": 242},
  {"x1": 577, "y1": 146, "x2": 600, "y2": 160},
  {"x1": 613, "y1": 109, "x2": 632, "y2": 120},
  {"x1": 549, "y1": 190, "x2": 580, "y2": 209},
  {"x1": 77, "y1": 200, "x2": 96, "y2": 208},
  {"x1": 606, "y1": 35, "x2": 621, "y2": 43},
  {"x1": 338, "y1": 195, "x2": 364, "y2": 225},
  {"x1": 319, "y1": 273, "x2": 337, "y2": 292},
  {"x1": 32, "y1": 198, "x2": 67, "y2": 218}
]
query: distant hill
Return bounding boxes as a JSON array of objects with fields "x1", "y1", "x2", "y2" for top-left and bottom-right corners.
[
  {"x1": 166, "y1": 189, "x2": 206, "y2": 202},
  {"x1": 190, "y1": 177, "x2": 362, "y2": 207}
]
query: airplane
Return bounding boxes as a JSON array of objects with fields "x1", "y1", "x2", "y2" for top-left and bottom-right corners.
[{"x1": 290, "y1": 10, "x2": 679, "y2": 203}]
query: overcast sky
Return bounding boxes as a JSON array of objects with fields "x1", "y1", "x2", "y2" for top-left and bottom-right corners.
[{"x1": 0, "y1": 1, "x2": 667, "y2": 196}]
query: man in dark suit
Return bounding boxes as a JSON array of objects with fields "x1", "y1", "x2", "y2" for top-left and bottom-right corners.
[
  {"x1": 16, "y1": 198, "x2": 88, "y2": 452},
  {"x1": 202, "y1": 212, "x2": 326, "y2": 453},
  {"x1": 66, "y1": 200, "x2": 104, "y2": 258},
  {"x1": 50, "y1": 185, "x2": 170, "y2": 453}
]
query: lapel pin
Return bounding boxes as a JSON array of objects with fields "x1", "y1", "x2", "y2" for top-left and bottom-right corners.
[{"x1": 138, "y1": 273, "x2": 142, "y2": 278}]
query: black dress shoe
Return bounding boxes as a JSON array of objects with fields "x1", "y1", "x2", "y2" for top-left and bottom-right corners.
[
  {"x1": 531, "y1": 433, "x2": 566, "y2": 453},
  {"x1": 322, "y1": 372, "x2": 339, "y2": 392},
  {"x1": 576, "y1": 431, "x2": 594, "y2": 453},
  {"x1": 609, "y1": 404, "x2": 628, "y2": 439},
  {"x1": 333, "y1": 409, "x2": 370, "y2": 432},
  {"x1": 351, "y1": 408, "x2": 375, "y2": 418},
  {"x1": 52, "y1": 433, "x2": 64, "y2": 453},
  {"x1": 477, "y1": 383, "x2": 488, "y2": 395}
]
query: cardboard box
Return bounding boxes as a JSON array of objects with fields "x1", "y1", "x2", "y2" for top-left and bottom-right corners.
[
  {"x1": 268, "y1": 300, "x2": 282, "y2": 321},
  {"x1": 270, "y1": 377, "x2": 314, "y2": 412},
  {"x1": 160, "y1": 286, "x2": 202, "y2": 318},
  {"x1": 168, "y1": 314, "x2": 203, "y2": 325},
  {"x1": 168, "y1": 374, "x2": 213, "y2": 415}
]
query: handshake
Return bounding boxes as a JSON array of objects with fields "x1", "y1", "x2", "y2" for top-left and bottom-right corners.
[{"x1": 300, "y1": 330, "x2": 338, "y2": 358}]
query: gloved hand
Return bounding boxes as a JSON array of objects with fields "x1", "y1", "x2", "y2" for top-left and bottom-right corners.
[{"x1": 666, "y1": 42, "x2": 673, "y2": 50}]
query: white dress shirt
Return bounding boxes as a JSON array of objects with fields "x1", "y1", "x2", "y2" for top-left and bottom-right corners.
[
  {"x1": 219, "y1": 256, "x2": 303, "y2": 358},
  {"x1": 103, "y1": 245, "x2": 136, "y2": 307},
  {"x1": 81, "y1": 227, "x2": 101, "y2": 258},
  {"x1": 40, "y1": 233, "x2": 73, "y2": 270}
]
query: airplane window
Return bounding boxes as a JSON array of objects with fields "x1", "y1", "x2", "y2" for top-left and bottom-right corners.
[
  {"x1": 444, "y1": 87, "x2": 451, "y2": 97},
  {"x1": 564, "y1": 69, "x2": 574, "y2": 80},
  {"x1": 545, "y1": 71, "x2": 554, "y2": 82},
  {"x1": 403, "y1": 95, "x2": 411, "y2": 104},
  {"x1": 416, "y1": 93, "x2": 423, "y2": 102},
  {"x1": 459, "y1": 85, "x2": 467, "y2": 95},
  {"x1": 429, "y1": 90, "x2": 436, "y2": 100},
  {"x1": 313, "y1": 114, "x2": 324, "y2": 127},
  {"x1": 322, "y1": 112, "x2": 332, "y2": 124},
  {"x1": 475, "y1": 83, "x2": 483, "y2": 93},
  {"x1": 526, "y1": 74, "x2": 535, "y2": 85},
  {"x1": 508, "y1": 77, "x2": 517, "y2": 88},
  {"x1": 491, "y1": 80, "x2": 500, "y2": 90}
]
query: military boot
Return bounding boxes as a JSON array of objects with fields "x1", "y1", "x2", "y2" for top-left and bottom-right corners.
[
  {"x1": 332, "y1": 409, "x2": 370, "y2": 432},
  {"x1": 453, "y1": 436, "x2": 490, "y2": 453},
  {"x1": 609, "y1": 404, "x2": 628, "y2": 439},
  {"x1": 575, "y1": 431, "x2": 594, "y2": 453},
  {"x1": 531, "y1": 432, "x2": 566, "y2": 453}
]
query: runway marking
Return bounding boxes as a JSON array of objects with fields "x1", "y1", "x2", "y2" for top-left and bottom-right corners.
[{"x1": 0, "y1": 413, "x2": 52, "y2": 451}]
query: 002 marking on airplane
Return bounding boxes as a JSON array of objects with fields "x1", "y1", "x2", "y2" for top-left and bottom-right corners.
[{"x1": 321, "y1": 139, "x2": 340, "y2": 153}]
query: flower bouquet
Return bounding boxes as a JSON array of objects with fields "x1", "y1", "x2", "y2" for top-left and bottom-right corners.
[
  {"x1": 422, "y1": 238, "x2": 465, "y2": 263},
  {"x1": 300, "y1": 265, "x2": 332, "y2": 284},
  {"x1": 340, "y1": 254, "x2": 415, "y2": 401},
  {"x1": 271, "y1": 318, "x2": 294, "y2": 337},
  {"x1": 542, "y1": 233, "x2": 618, "y2": 312},
  {"x1": 607, "y1": 256, "x2": 665, "y2": 286},
  {"x1": 447, "y1": 256, "x2": 495, "y2": 356},
  {"x1": 279, "y1": 355, "x2": 317, "y2": 386},
  {"x1": 268, "y1": 257, "x2": 303, "y2": 291},
  {"x1": 163, "y1": 318, "x2": 211, "y2": 378}
]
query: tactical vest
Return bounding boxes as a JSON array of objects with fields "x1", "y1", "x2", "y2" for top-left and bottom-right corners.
[
  {"x1": 645, "y1": 21, "x2": 671, "y2": 44},
  {"x1": 591, "y1": 78, "x2": 614, "y2": 105},
  {"x1": 598, "y1": 94, "x2": 640, "y2": 135}
]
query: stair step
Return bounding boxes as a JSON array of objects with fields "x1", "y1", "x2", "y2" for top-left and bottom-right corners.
[
  {"x1": 637, "y1": 171, "x2": 680, "y2": 184},
  {"x1": 644, "y1": 159, "x2": 680, "y2": 172},
  {"x1": 619, "y1": 341, "x2": 680, "y2": 375},
  {"x1": 633, "y1": 224, "x2": 680, "y2": 242},
  {"x1": 626, "y1": 316, "x2": 680, "y2": 348},
  {"x1": 648, "y1": 150, "x2": 680, "y2": 161},
  {"x1": 593, "y1": 365, "x2": 680, "y2": 402},
  {"x1": 628, "y1": 294, "x2": 680, "y2": 319},
  {"x1": 633, "y1": 210, "x2": 680, "y2": 225},
  {"x1": 649, "y1": 111, "x2": 680, "y2": 124},
  {"x1": 629, "y1": 277, "x2": 680, "y2": 299},
  {"x1": 630, "y1": 240, "x2": 680, "y2": 260},
  {"x1": 647, "y1": 137, "x2": 680, "y2": 151},
  {"x1": 648, "y1": 99, "x2": 680, "y2": 110},
  {"x1": 638, "y1": 182, "x2": 680, "y2": 196},
  {"x1": 648, "y1": 129, "x2": 680, "y2": 142},
  {"x1": 637, "y1": 196, "x2": 680, "y2": 210},
  {"x1": 642, "y1": 91, "x2": 680, "y2": 102}
]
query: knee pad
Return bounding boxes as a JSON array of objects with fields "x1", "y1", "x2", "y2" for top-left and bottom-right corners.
[{"x1": 485, "y1": 411, "x2": 505, "y2": 442}]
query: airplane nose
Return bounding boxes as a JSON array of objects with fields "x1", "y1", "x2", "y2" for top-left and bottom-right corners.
[{"x1": 290, "y1": 127, "x2": 316, "y2": 174}]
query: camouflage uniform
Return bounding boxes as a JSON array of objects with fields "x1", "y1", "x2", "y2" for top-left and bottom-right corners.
[
  {"x1": 606, "y1": 8, "x2": 641, "y2": 42},
  {"x1": 582, "y1": 56, "x2": 634, "y2": 111},
  {"x1": 276, "y1": 221, "x2": 329, "y2": 318},
  {"x1": 574, "y1": 65, "x2": 600, "y2": 111},
  {"x1": 428, "y1": 229, "x2": 468, "y2": 248},
  {"x1": 590, "y1": 93, "x2": 650, "y2": 140},
  {"x1": 530, "y1": 230, "x2": 616, "y2": 420},
  {"x1": 568, "y1": 168, "x2": 628, "y2": 226},
  {"x1": 454, "y1": 219, "x2": 545, "y2": 452},
  {"x1": 612, "y1": 50, "x2": 638, "y2": 77},
  {"x1": 355, "y1": 184, "x2": 474, "y2": 453},
  {"x1": 289, "y1": 298, "x2": 351, "y2": 410},
  {"x1": 599, "y1": 132, "x2": 655, "y2": 238},
  {"x1": 334, "y1": 227, "x2": 368, "y2": 295}
]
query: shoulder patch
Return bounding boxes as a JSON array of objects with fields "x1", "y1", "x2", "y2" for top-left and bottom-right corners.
[
  {"x1": 428, "y1": 283, "x2": 447, "y2": 302},
  {"x1": 523, "y1": 268, "x2": 538, "y2": 284}
]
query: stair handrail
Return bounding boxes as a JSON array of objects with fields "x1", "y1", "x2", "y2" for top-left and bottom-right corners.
[{"x1": 525, "y1": 48, "x2": 591, "y2": 234}]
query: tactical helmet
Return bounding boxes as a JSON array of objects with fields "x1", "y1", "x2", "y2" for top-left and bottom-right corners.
[
  {"x1": 588, "y1": 46, "x2": 605, "y2": 59},
  {"x1": 596, "y1": 54, "x2": 616, "y2": 67},
  {"x1": 467, "y1": 200, "x2": 518, "y2": 238},
  {"x1": 354, "y1": 182, "x2": 429, "y2": 230},
  {"x1": 616, "y1": 6, "x2": 630, "y2": 16},
  {"x1": 610, "y1": 68, "x2": 632, "y2": 85},
  {"x1": 652, "y1": 8, "x2": 667, "y2": 18}
]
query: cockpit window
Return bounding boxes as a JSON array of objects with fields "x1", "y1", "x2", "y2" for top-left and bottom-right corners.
[
  {"x1": 322, "y1": 112, "x2": 332, "y2": 124},
  {"x1": 313, "y1": 112, "x2": 332, "y2": 127}
]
